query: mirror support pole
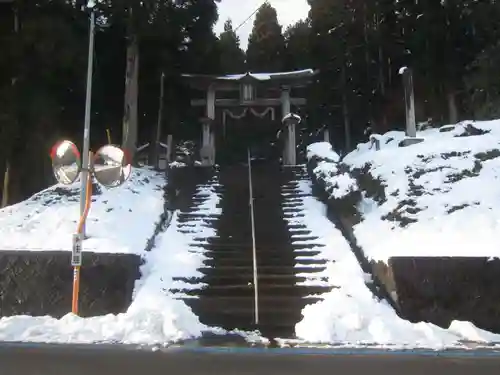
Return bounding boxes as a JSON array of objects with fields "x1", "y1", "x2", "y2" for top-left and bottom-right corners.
[{"x1": 80, "y1": 10, "x2": 95, "y2": 238}]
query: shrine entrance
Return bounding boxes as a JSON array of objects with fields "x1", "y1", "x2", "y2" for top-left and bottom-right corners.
[
  {"x1": 219, "y1": 107, "x2": 279, "y2": 165},
  {"x1": 182, "y1": 69, "x2": 318, "y2": 166}
]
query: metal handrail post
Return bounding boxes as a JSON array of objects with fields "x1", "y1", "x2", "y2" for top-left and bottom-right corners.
[{"x1": 247, "y1": 148, "x2": 259, "y2": 325}]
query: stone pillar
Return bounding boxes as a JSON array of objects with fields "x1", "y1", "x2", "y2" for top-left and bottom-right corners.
[
  {"x1": 200, "y1": 117, "x2": 213, "y2": 166},
  {"x1": 400, "y1": 67, "x2": 416, "y2": 138},
  {"x1": 281, "y1": 87, "x2": 291, "y2": 118},
  {"x1": 203, "y1": 85, "x2": 216, "y2": 166},
  {"x1": 282, "y1": 114, "x2": 300, "y2": 166},
  {"x1": 281, "y1": 87, "x2": 291, "y2": 165},
  {"x1": 399, "y1": 67, "x2": 423, "y2": 147},
  {"x1": 324, "y1": 127, "x2": 330, "y2": 143}
]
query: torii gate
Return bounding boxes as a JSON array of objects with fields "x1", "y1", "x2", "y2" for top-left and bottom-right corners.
[{"x1": 182, "y1": 69, "x2": 318, "y2": 166}]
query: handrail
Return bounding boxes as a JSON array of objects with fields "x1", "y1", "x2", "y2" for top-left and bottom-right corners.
[{"x1": 247, "y1": 148, "x2": 259, "y2": 325}]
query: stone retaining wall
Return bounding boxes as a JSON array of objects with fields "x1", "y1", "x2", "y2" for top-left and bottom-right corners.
[{"x1": 0, "y1": 250, "x2": 141, "y2": 318}]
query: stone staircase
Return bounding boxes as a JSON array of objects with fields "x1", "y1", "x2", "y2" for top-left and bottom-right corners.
[
  {"x1": 280, "y1": 167, "x2": 336, "y2": 293},
  {"x1": 172, "y1": 163, "x2": 333, "y2": 340}
]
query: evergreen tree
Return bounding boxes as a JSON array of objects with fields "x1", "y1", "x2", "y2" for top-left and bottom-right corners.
[
  {"x1": 246, "y1": 1, "x2": 286, "y2": 72},
  {"x1": 218, "y1": 19, "x2": 246, "y2": 74},
  {"x1": 284, "y1": 19, "x2": 312, "y2": 71}
]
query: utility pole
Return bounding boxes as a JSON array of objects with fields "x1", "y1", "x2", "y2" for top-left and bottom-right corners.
[{"x1": 80, "y1": 9, "x2": 96, "y2": 238}]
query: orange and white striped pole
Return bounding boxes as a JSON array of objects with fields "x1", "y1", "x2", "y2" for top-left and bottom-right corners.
[{"x1": 72, "y1": 152, "x2": 93, "y2": 315}]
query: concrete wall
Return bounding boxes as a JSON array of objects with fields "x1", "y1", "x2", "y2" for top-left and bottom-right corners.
[{"x1": 0, "y1": 251, "x2": 141, "y2": 318}]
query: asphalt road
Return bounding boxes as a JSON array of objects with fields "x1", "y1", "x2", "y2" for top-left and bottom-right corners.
[{"x1": 1, "y1": 344, "x2": 500, "y2": 375}]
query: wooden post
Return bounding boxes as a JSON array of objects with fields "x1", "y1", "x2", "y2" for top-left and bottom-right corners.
[
  {"x1": 1, "y1": 161, "x2": 9, "y2": 209},
  {"x1": 401, "y1": 67, "x2": 416, "y2": 138},
  {"x1": 166, "y1": 134, "x2": 173, "y2": 163}
]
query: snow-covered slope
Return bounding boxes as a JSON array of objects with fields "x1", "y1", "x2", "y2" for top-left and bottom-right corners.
[
  {"x1": 0, "y1": 181, "x2": 223, "y2": 345},
  {"x1": 283, "y1": 178, "x2": 500, "y2": 348},
  {"x1": 0, "y1": 169, "x2": 266, "y2": 345},
  {"x1": 309, "y1": 120, "x2": 500, "y2": 262},
  {"x1": 0, "y1": 168, "x2": 165, "y2": 254}
]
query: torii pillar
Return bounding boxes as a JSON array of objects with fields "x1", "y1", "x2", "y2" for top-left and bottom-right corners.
[
  {"x1": 281, "y1": 87, "x2": 298, "y2": 166},
  {"x1": 201, "y1": 85, "x2": 216, "y2": 166}
]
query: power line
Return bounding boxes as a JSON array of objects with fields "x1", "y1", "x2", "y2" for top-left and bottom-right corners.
[{"x1": 233, "y1": 1, "x2": 266, "y2": 33}]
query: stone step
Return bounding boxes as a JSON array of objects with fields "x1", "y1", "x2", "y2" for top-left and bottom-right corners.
[
  {"x1": 177, "y1": 214, "x2": 219, "y2": 222},
  {"x1": 170, "y1": 284, "x2": 334, "y2": 297},
  {"x1": 194, "y1": 317, "x2": 300, "y2": 338},
  {"x1": 287, "y1": 224, "x2": 308, "y2": 230},
  {"x1": 193, "y1": 250, "x2": 322, "y2": 258},
  {"x1": 283, "y1": 213, "x2": 305, "y2": 218},
  {"x1": 282, "y1": 202, "x2": 303, "y2": 207},
  {"x1": 201, "y1": 257, "x2": 327, "y2": 268},
  {"x1": 189, "y1": 242, "x2": 323, "y2": 251},
  {"x1": 196, "y1": 265, "x2": 327, "y2": 275},
  {"x1": 188, "y1": 312, "x2": 302, "y2": 329},
  {"x1": 177, "y1": 296, "x2": 323, "y2": 312},
  {"x1": 173, "y1": 273, "x2": 328, "y2": 285},
  {"x1": 284, "y1": 230, "x2": 312, "y2": 236},
  {"x1": 178, "y1": 212, "x2": 220, "y2": 219}
]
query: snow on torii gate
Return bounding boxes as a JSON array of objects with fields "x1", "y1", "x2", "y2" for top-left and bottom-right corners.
[{"x1": 182, "y1": 69, "x2": 318, "y2": 166}]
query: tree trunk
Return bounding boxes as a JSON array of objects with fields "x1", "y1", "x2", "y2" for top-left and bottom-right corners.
[
  {"x1": 1, "y1": 161, "x2": 10, "y2": 208},
  {"x1": 447, "y1": 91, "x2": 459, "y2": 124},
  {"x1": 150, "y1": 72, "x2": 165, "y2": 168},
  {"x1": 341, "y1": 64, "x2": 351, "y2": 151},
  {"x1": 122, "y1": 30, "x2": 139, "y2": 161}
]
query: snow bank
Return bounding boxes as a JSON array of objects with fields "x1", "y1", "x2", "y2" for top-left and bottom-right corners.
[
  {"x1": 290, "y1": 180, "x2": 500, "y2": 348},
  {"x1": 0, "y1": 177, "x2": 267, "y2": 345},
  {"x1": 309, "y1": 120, "x2": 500, "y2": 262},
  {"x1": 306, "y1": 142, "x2": 340, "y2": 163},
  {"x1": 0, "y1": 168, "x2": 165, "y2": 254},
  {"x1": 0, "y1": 182, "x2": 222, "y2": 344}
]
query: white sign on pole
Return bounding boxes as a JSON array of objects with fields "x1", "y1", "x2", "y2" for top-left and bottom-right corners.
[{"x1": 72, "y1": 234, "x2": 83, "y2": 266}]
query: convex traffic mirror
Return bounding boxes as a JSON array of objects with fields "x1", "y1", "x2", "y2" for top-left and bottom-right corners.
[
  {"x1": 51, "y1": 140, "x2": 82, "y2": 185},
  {"x1": 92, "y1": 144, "x2": 132, "y2": 187}
]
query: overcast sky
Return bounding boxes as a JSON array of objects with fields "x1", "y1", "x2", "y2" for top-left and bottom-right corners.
[{"x1": 214, "y1": 0, "x2": 310, "y2": 51}]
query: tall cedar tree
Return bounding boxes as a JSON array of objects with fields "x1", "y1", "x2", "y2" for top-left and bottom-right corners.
[
  {"x1": 218, "y1": 19, "x2": 246, "y2": 74},
  {"x1": 246, "y1": 1, "x2": 286, "y2": 72},
  {"x1": 284, "y1": 19, "x2": 312, "y2": 71}
]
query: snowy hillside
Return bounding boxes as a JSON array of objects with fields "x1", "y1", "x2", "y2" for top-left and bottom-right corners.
[
  {"x1": 308, "y1": 120, "x2": 500, "y2": 262},
  {"x1": 0, "y1": 180, "x2": 219, "y2": 345},
  {"x1": 0, "y1": 167, "x2": 165, "y2": 254},
  {"x1": 281, "y1": 177, "x2": 500, "y2": 348},
  {"x1": 0, "y1": 168, "x2": 266, "y2": 345}
]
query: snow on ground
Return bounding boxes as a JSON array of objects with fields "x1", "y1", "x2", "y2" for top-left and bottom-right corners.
[
  {"x1": 0, "y1": 174, "x2": 266, "y2": 345},
  {"x1": 0, "y1": 179, "x2": 222, "y2": 344},
  {"x1": 0, "y1": 167, "x2": 165, "y2": 254},
  {"x1": 306, "y1": 141, "x2": 340, "y2": 163},
  {"x1": 286, "y1": 179, "x2": 500, "y2": 348},
  {"x1": 309, "y1": 120, "x2": 500, "y2": 262}
]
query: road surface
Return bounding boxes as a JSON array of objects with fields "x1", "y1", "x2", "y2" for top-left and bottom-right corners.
[{"x1": 1, "y1": 343, "x2": 500, "y2": 375}]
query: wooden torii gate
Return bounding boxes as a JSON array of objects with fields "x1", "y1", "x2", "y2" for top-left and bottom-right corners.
[{"x1": 182, "y1": 69, "x2": 318, "y2": 166}]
